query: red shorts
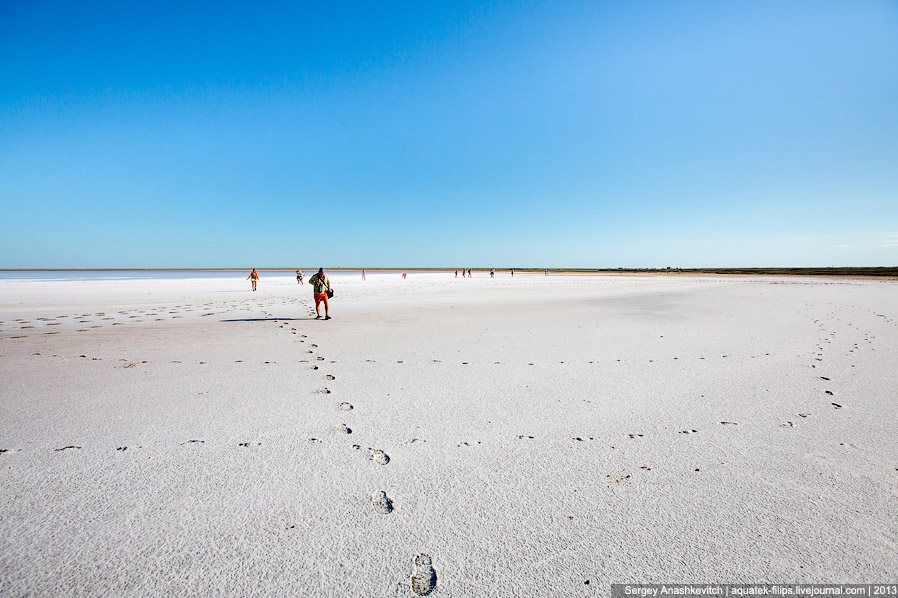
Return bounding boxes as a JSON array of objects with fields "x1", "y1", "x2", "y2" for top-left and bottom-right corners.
[{"x1": 314, "y1": 293, "x2": 328, "y2": 303}]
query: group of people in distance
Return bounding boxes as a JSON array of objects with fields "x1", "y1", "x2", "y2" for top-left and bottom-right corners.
[
  {"x1": 455, "y1": 268, "x2": 518, "y2": 278},
  {"x1": 246, "y1": 266, "x2": 547, "y2": 319},
  {"x1": 246, "y1": 268, "x2": 333, "y2": 320}
]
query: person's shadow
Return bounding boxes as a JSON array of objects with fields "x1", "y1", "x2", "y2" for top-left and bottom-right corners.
[{"x1": 220, "y1": 317, "x2": 309, "y2": 322}]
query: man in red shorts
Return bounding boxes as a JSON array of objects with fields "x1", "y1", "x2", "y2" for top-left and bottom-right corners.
[{"x1": 308, "y1": 268, "x2": 332, "y2": 320}]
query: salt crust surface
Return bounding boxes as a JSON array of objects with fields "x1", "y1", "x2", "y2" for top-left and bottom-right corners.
[{"x1": 1, "y1": 272, "x2": 896, "y2": 596}]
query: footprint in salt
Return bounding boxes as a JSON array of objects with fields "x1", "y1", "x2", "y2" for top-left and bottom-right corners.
[
  {"x1": 411, "y1": 554, "x2": 437, "y2": 595},
  {"x1": 372, "y1": 490, "x2": 393, "y2": 514},
  {"x1": 339, "y1": 402, "x2": 353, "y2": 411},
  {"x1": 325, "y1": 374, "x2": 335, "y2": 380},
  {"x1": 336, "y1": 424, "x2": 352, "y2": 435}
]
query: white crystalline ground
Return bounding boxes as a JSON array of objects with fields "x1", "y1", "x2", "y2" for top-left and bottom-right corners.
[{"x1": 0, "y1": 272, "x2": 896, "y2": 596}]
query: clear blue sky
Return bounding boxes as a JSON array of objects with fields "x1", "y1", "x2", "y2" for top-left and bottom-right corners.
[{"x1": 2, "y1": 0, "x2": 896, "y2": 268}]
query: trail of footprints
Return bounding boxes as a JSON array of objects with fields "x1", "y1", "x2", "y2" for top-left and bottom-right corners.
[
  {"x1": 0, "y1": 296, "x2": 315, "y2": 338},
  {"x1": 294, "y1": 321, "x2": 430, "y2": 594}
]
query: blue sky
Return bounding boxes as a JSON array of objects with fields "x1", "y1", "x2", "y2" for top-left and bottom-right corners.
[{"x1": 2, "y1": 0, "x2": 896, "y2": 268}]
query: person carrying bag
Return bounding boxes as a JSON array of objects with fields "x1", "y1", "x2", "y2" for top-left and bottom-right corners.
[{"x1": 308, "y1": 268, "x2": 333, "y2": 320}]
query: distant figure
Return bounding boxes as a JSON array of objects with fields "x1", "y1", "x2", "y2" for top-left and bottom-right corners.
[
  {"x1": 296, "y1": 269, "x2": 303, "y2": 284},
  {"x1": 308, "y1": 268, "x2": 332, "y2": 320},
  {"x1": 544, "y1": 269, "x2": 548, "y2": 276},
  {"x1": 402, "y1": 272, "x2": 407, "y2": 280},
  {"x1": 247, "y1": 268, "x2": 259, "y2": 291},
  {"x1": 362, "y1": 269, "x2": 366, "y2": 281},
  {"x1": 455, "y1": 270, "x2": 458, "y2": 278},
  {"x1": 490, "y1": 268, "x2": 495, "y2": 278},
  {"x1": 511, "y1": 268, "x2": 514, "y2": 277}
]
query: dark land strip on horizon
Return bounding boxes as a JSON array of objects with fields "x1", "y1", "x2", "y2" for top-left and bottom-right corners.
[{"x1": 1, "y1": 267, "x2": 897, "y2": 277}]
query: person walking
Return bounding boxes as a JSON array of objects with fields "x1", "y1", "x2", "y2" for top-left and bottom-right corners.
[
  {"x1": 247, "y1": 268, "x2": 260, "y2": 291},
  {"x1": 308, "y1": 268, "x2": 332, "y2": 320},
  {"x1": 296, "y1": 269, "x2": 303, "y2": 284},
  {"x1": 490, "y1": 268, "x2": 495, "y2": 278},
  {"x1": 362, "y1": 269, "x2": 366, "y2": 281},
  {"x1": 511, "y1": 268, "x2": 514, "y2": 277}
]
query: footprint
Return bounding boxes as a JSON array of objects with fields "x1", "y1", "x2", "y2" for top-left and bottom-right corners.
[
  {"x1": 679, "y1": 430, "x2": 698, "y2": 434},
  {"x1": 831, "y1": 403, "x2": 842, "y2": 409},
  {"x1": 339, "y1": 402, "x2": 353, "y2": 411},
  {"x1": 54, "y1": 446, "x2": 82, "y2": 451},
  {"x1": 180, "y1": 439, "x2": 205, "y2": 445},
  {"x1": 336, "y1": 424, "x2": 352, "y2": 435},
  {"x1": 318, "y1": 387, "x2": 331, "y2": 394},
  {"x1": 372, "y1": 490, "x2": 393, "y2": 514},
  {"x1": 325, "y1": 374, "x2": 335, "y2": 380},
  {"x1": 307, "y1": 438, "x2": 322, "y2": 444},
  {"x1": 516, "y1": 435, "x2": 535, "y2": 440},
  {"x1": 371, "y1": 450, "x2": 390, "y2": 465},
  {"x1": 627, "y1": 433, "x2": 644, "y2": 439},
  {"x1": 411, "y1": 554, "x2": 437, "y2": 595},
  {"x1": 309, "y1": 365, "x2": 319, "y2": 370},
  {"x1": 720, "y1": 421, "x2": 738, "y2": 426},
  {"x1": 238, "y1": 442, "x2": 261, "y2": 447}
]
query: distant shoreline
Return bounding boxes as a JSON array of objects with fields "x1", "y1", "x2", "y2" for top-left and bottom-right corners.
[{"x1": 1, "y1": 267, "x2": 897, "y2": 277}]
